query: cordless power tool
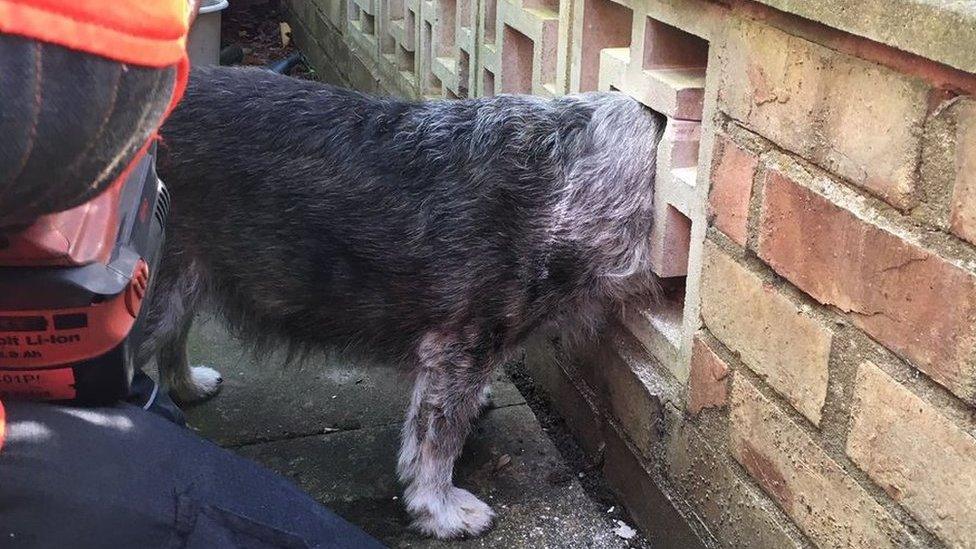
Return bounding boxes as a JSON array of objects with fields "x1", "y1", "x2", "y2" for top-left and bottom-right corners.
[{"x1": 0, "y1": 149, "x2": 169, "y2": 405}]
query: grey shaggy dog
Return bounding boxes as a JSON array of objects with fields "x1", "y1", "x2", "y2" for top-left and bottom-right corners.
[{"x1": 142, "y1": 66, "x2": 665, "y2": 539}]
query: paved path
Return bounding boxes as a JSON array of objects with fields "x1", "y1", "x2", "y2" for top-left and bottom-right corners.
[{"x1": 181, "y1": 318, "x2": 637, "y2": 548}]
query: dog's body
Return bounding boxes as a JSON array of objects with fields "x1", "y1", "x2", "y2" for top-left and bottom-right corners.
[{"x1": 143, "y1": 66, "x2": 664, "y2": 538}]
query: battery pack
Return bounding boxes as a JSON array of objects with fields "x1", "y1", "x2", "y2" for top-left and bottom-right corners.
[{"x1": 0, "y1": 146, "x2": 168, "y2": 405}]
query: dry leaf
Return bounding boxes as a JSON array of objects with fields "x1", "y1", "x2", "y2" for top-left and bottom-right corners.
[
  {"x1": 613, "y1": 520, "x2": 637, "y2": 540},
  {"x1": 495, "y1": 454, "x2": 512, "y2": 471},
  {"x1": 279, "y1": 22, "x2": 292, "y2": 47}
]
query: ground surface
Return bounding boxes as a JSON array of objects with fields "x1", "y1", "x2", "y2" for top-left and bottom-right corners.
[{"x1": 181, "y1": 318, "x2": 648, "y2": 548}]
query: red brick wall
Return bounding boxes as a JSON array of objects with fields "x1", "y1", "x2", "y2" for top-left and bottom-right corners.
[{"x1": 699, "y1": 13, "x2": 976, "y2": 547}]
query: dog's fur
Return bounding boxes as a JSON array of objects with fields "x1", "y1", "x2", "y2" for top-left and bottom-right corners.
[{"x1": 142, "y1": 66, "x2": 664, "y2": 538}]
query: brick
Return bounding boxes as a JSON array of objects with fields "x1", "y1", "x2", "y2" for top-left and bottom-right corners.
[
  {"x1": 949, "y1": 98, "x2": 976, "y2": 245},
  {"x1": 708, "y1": 137, "x2": 758, "y2": 246},
  {"x1": 757, "y1": 169, "x2": 976, "y2": 404},
  {"x1": 648, "y1": 118, "x2": 701, "y2": 278},
  {"x1": 649, "y1": 205, "x2": 692, "y2": 278},
  {"x1": 600, "y1": 351, "x2": 663, "y2": 458},
  {"x1": 522, "y1": 334, "x2": 607, "y2": 458},
  {"x1": 602, "y1": 426, "x2": 707, "y2": 548},
  {"x1": 573, "y1": 336, "x2": 663, "y2": 457},
  {"x1": 687, "y1": 336, "x2": 729, "y2": 415},
  {"x1": 847, "y1": 362, "x2": 976, "y2": 548},
  {"x1": 700, "y1": 241, "x2": 830, "y2": 425},
  {"x1": 730, "y1": 377, "x2": 907, "y2": 548},
  {"x1": 717, "y1": 19, "x2": 929, "y2": 210},
  {"x1": 666, "y1": 422, "x2": 802, "y2": 548}
]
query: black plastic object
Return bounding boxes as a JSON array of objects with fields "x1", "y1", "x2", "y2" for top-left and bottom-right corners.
[
  {"x1": 127, "y1": 370, "x2": 186, "y2": 425},
  {"x1": 267, "y1": 52, "x2": 304, "y2": 74},
  {"x1": 219, "y1": 43, "x2": 244, "y2": 65}
]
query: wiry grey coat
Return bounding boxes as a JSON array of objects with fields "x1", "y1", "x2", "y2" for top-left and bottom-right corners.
[{"x1": 143, "y1": 66, "x2": 664, "y2": 539}]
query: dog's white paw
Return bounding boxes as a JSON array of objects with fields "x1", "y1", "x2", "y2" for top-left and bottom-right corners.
[
  {"x1": 408, "y1": 487, "x2": 495, "y2": 539},
  {"x1": 478, "y1": 385, "x2": 493, "y2": 408},
  {"x1": 175, "y1": 365, "x2": 223, "y2": 402}
]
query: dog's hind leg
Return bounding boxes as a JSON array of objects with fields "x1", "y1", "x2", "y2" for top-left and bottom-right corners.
[
  {"x1": 398, "y1": 332, "x2": 497, "y2": 539},
  {"x1": 157, "y1": 313, "x2": 222, "y2": 403},
  {"x1": 138, "y1": 261, "x2": 222, "y2": 403},
  {"x1": 478, "y1": 384, "x2": 493, "y2": 409}
]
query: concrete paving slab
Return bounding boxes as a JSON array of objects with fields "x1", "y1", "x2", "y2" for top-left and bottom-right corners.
[
  {"x1": 178, "y1": 318, "x2": 637, "y2": 548},
  {"x1": 236, "y1": 407, "x2": 630, "y2": 548},
  {"x1": 182, "y1": 317, "x2": 524, "y2": 446}
]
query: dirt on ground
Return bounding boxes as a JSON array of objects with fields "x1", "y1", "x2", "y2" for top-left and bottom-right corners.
[
  {"x1": 504, "y1": 359, "x2": 653, "y2": 549},
  {"x1": 219, "y1": 0, "x2": 315, "y2": 79}
]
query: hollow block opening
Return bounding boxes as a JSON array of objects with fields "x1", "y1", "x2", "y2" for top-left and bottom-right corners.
[
  {"x1": 458, "y1": 49, "x2": 471, "y2": 98},
  {"x1": 642, "y1": 18, "x2": 708, "y2": 71},
  {"x1": 363, "y1": 12, "x2": 376, "y2": 34},
  {"x1": 502, "y1": 25, "x2": 534, "y2": 94},
  {"x1": 398, "y1": 44, "x2": 416, "y2": 72},
  {"x1": 406, "y1": 8, "x2": 417, "y2": 43},
  {"x1": 635, "y1": 18, "x2": 709, "y2": 120},
  {"x1": 649, "y1": 276, "x2": 686, "y2": 349},
  {"x1": 458, "y1": 0, "x2": 472, "y2": 29},
  {"x1": 579, "y1": 0, "x2": 632, "y2": 92},
  {"x1": 484, "y1": 68, "x2": 496, "y2": 96},
  {"x1": 523, "y1": 0, "x2": 559, "y2": 14},
  {"x1": 381, "y1": 20, "x2": 395, "y2": 54},
  {"x1": 424, "y1": 21, "x2": 442, "y2": 92},
  {"x1": 390, "y1": 0, "x2": 404, "y2": 20},
  {"x1": 642, "y1": 205, "x2": 692, "y2": 360},
  {"x1": 654, "y1": 205, "x2": 692, "y2": 279},
  {"x1": 484, "y1": 0, "x2": 497, "y2": 44},
  {"x1": 438, "y1": 0, "x2": 457, "y2": 53}
]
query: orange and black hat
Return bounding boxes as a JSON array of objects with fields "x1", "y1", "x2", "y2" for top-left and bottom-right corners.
[{"x1": 0, "y1": 0, "x2": 196, "y2": 227}]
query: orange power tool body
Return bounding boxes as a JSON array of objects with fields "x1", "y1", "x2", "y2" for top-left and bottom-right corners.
[{"x1": 0, "y1": 150, "x2": 169, "y2": 405}]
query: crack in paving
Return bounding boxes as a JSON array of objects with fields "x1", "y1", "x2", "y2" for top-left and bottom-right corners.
[
  {"x1": 224, "y1": 419, "x2": 403, "y2": 449},
  {"x1": 222, "y1": 401, "x2": 529, "y2": 449}
]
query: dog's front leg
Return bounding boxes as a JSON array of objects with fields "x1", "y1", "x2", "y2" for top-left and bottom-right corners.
[{"x1": 397, "y1": 332, "x2": 496, "y2": 539}]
